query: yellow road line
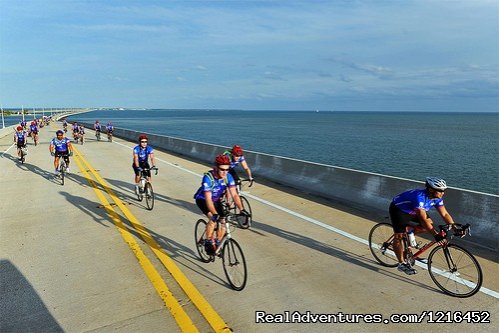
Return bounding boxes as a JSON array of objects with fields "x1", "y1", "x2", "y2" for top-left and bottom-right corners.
[
  {"x1": 72, "y1": 151, "x2": 199, "y2": 333},
  {"x1": 73, "y1": 146, "x2": 233, "y2": 333}
]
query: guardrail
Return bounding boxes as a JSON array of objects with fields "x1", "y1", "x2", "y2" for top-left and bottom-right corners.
[{"x1": 73, "y1": 121, "x2": 499, "y2": 251}]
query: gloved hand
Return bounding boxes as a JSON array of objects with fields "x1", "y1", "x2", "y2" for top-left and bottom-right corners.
[
  {"x1": 137, "y1": 167, "x2": 143, "y2": 172},
  {"x1": 69, "y1": 151, "x2": 73, "y2": 156},
  {"x1": 211, "y1": 214, "x2": 219, "y2": 222},
  {"x1": 51, "y1": 151, "x2": 55, "y2": 156},
  {"x1": 434, "y1": 230, "x2": 446, "y2": 242}
]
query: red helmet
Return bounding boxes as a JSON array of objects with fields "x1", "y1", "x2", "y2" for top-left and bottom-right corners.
[
  {"x1": 232, "y1": 144, "x2": 243, "y2": 156},
  {"x1": 215, "y1": 154, "x2": 231, "y2": 166},
  {"x1": 138, "y1": 134, "x2": 148, "y2": 141},
  {"x1": 16, "y1": 126, "x2": 23, "y2": 131}
]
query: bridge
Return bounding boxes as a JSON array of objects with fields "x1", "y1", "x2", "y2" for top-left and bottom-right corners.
[{"x1": 1, "y1": 121, "x2": 497, "y2": 332}]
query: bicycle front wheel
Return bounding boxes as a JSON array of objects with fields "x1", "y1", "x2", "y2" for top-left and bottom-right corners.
[
  {"x1": 60, "y1": 167, "x2": 65, "y2": 186},
  {"x1": 222, "y1": 238, "x2": 247, "y2": 291},
  {"x1": 428, "y1": 244, "x2": 483, "y2": 298},
  {"x1": 368, "y1": 223, "x2": 398, "y2": 267},
  {"x1": 145, "y1": 182, "x2": 154, "y2": 210},
  {"x1": 194, "y1": 219, "x2": 211, "y2": 263}
]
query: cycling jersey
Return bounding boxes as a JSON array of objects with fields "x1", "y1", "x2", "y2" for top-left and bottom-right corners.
[
  {"x1": 392, "y1": 189, "x2": 444, "y2": 215},
  {"x1": 106, "y1": 125, "x2": 113, "y2": 132},
  {"x1": 30, "y1": 125, "x2": 38, "y2": 133},
  {"x1": 223, "y1": 151, "x2": 246, "y2": 169},
  {"x1": 51, "y1": 137, "x2": 71, "y2": 152},
  {"x1": 79, "y1": 127, "x2": 85, "y2": 134},
  {"x1": 95, "y1": 124, "x2": 101, "y2": 131},
  {"x1": 15, "y1": 132, "x2": 26, "y2": 142},
  {"x1": 133, "y1": 145, "x2": 153, "y2": 163},
  {"x1": 194, "y1": 170, "x2": 236, "y2": 202}
]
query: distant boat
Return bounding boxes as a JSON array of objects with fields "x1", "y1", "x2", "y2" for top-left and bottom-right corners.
[{"x1": 316, "y1": 109, "x2": 319, "y2": 113}]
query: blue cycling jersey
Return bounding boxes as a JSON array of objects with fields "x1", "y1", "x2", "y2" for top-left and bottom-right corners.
[
  {"x1": 194, "y1": 170, "x2": 236, "y2": 202},
  {"x1": 392, "y1": 189, "x2": 444, "y2": 215},
  {"x1": 51, "y1": 137, "x2": 70, "y2": 152},
  {"x1": 223, "y1": 151, "x2": 246, "y2": 169},
  {"x1": 30, "y1": 125, "x2": 38, "y2": 133},
  {"x1": 133, "y1": 145, "x2": 153, "y2": 163},
  {"x1": 15, "y1": 132, "x2": 26, "y2": 142},
  {"x1": 106, "y1": 125, "x2": 113, "y2": 131}
]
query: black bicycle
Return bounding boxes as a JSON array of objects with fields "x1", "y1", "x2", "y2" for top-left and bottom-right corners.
[
  {"x1": 194, "y1": 206, "x2": 248, "y2": 291},
  {"x1": 19, "y1": 146, "x2": 27, "y2": 164},
  {"x1": 136, "y1": 167, "x2": 158, "y2": 210},
  {"x1": 57, "y1": 154, "x2": 70, "y2": 186},
  {"x1": 369, "y1": 223, "x2": 483, "y2": 297},
  {"x1": 226, "y1": 179, "x2": 254, "y2": 229}
]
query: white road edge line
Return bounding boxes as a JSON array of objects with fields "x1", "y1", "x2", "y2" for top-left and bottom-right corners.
[
  {"x1": 113, "y1": 139, "x2": 499, "y2": 299},
  {"x1": 1, "y1": 143, "x2": 15, "y2": 157}
]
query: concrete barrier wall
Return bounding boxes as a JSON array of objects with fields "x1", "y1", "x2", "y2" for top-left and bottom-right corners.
[{"x1": 76, "y1": 122, "x2": 499, "y2": 250}]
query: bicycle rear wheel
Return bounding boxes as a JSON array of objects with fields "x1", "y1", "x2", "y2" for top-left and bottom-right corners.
[
  {"x1": 194, "y1": 219, "x2": 212, "y2": 263},
  {"x1": 222, "y1": 238, "x2": 247, "y2": 291},
  {"x1": 368, "y1": 223, "x2": 398, "y2": 267},
  {"x1": 145, "y1": 182, "x2": 154, "y2": 210},
  {"x1": 234, "y1": 196, "x2": 252, "y2": 229},
  {"x1": 428, "y1": 244, "x2": 483, "y2": 298}
]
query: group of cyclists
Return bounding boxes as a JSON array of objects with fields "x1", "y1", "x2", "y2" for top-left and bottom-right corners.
[
  {"x1": 16, "y1": 117, "x2": 460, "y2": 278},
  {"x1": 14, "y1": 117, "x2": 52, "y2": 160},
  {"x1": 133, "y1": 134, "x2": 253, "y2": 255},
  {"x1": 61, "y1": 120, "x2": 114, "y2": 145}
]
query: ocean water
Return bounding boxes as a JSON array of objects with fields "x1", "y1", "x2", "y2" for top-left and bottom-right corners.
[{"x1": 69, "y1": 109, "x2": 499, "y2": 195}]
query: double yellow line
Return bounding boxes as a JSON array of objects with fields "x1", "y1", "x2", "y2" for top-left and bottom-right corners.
[{"x1": 71, "y1": 146, "x2": 232, "y2": 333}]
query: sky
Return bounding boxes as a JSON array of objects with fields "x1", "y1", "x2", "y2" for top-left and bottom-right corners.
[{"x1": 0, "y1": 0, "x2": 498, "y2": 111}]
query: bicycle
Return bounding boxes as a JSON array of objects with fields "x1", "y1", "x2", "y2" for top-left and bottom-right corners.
[
  {"x1": 136, "y1": 167, "x2": 158, "y2": 210},
  {"x1": 56, "y1": 154, "x2": 70, "y2": 185},
  {"x1": 226, "y1": 178, "x2": 254, "y2": 229},
  {"x1": 19, "y1": 146, "x2": 28, "y2": 164},
  {"x1": 368, "y1": 222, "x2": 483, "y2": 298},
  {"x1": 107, "y1": 131, "x2": 113, "y2": 142},
  {"x1": 95, "y1": 130, "x2": 101, "y2": 141},
  {"x1": 194, "y1": 207, "x2": 248, "y2": 291}
]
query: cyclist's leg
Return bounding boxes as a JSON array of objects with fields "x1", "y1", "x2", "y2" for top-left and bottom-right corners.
[
  {"x1": 389, "y1": 202, "x2": 411, "y2": 264},
  {"x1": 63, "y1": 154, "x2": 70, "y2": 168},
  {"x1": 229, "y1": 168, "x2": 241, "y2": 186},
  {"x1": 214, "y1": 201, "x2": 226, "y2": 241},
  {"x1": 54, "y1": 155, "x2": 60, "y2": 172},
  {"x1": 132, "y1": 163, "x2": 141, "y2": 189},
  {"x1": 196, "y1": 199, "x2": 216, "y2": 240},
  {"x1": 142, "y1": 162, "x2": 151, "y2": 182}
]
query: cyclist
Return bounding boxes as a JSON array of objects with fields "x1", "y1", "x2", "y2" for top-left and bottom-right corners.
[
  {"x1": 62, "y1": 120, "x2": 68, "y2": 132},
  {"x1": 94, "y1": 120, "x2": 101, "y2": 139},
  {"x1": 50, "y1": 130, "x2": 73, "y2": 175},
  {"x1": 223, "y1": 144, "x2": 254, "y2": 186},
  {"x1": 390, "y1": 177, "x2": 456, "y2": 275},
  {"x1": 72, "y1": 122, "x2": 79, "y2": 141},
  {"x1": 29, "y1": 121, "x2": 39, "y2": 145},
  {"x1": 132, "y1": 134, "x2": 156, "y2": 195},
  {"x1": 14, "y1": 126, "x2": 27, "y2": 160},
  {"x1": 194, "y1": 154, "x2": 249, "y2": 255},
  {"x1": 106, "y1": 121, "x2": 114, "y2": 140},
  {"x1": 78, "y1": 125, "x2": 85, "y2": 144}
]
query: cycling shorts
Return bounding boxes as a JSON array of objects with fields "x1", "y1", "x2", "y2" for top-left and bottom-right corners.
[
  {"x1": 196, "y1": 199, "x2": 226, "y2": 218},
  {"x1": 16, "y1": 142, "x2": 26, "y2": 149},
  {"x1": 132, "y1": 161, "x2": 151, "y2": 177},
  {"x1": 55, "y1": 151, "x2": 70, "y2": 159},
  {"x1": 389, "y1": 202, "x2": 422, "y2": 233}
]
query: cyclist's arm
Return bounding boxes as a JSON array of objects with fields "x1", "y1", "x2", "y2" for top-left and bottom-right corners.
[
  {"x1": 133, "y1": 153, "x2": 140, "y2": 168},
  {"x1": 240, "y1": 160, "x2": 253, "y2": 179},
  {"x1": 67, "y1": 142, "x2": 73, "y2": 153},
  {"x1": 436, "y1": 205, "x2": 455, "y2": 225},
  {"x1": 149, "y1": 152, "x2": 156, "y2": 167},
  {"x1": 204, "y1": 191, "x2": 219, "y2": 217},
  {"x1": 228, "y1": 186, "x2": 244, "y2": 210},
  {"x1": 49, "y1": 143, "x2": 54, "y2": 154},
  {"x1": 415, "y1": 208, "x2": 438, "y2": 236}
]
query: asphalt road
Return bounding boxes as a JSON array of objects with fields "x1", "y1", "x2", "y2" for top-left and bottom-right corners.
[{"x1": 1, "y1": 122, "x2": 497, "y2": 333}]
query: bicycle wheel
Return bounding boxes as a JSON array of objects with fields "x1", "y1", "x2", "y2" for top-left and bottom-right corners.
[
  {"x1": 368, "y1": 223, "x2": 398, "y2": 267},
  {"x1": 145, "y1": 182, "x2": 154, "y2": 210},
  {"x1": 60, "y1": 167, "x2": 65, "y2": 185},
  {"x1": 222, "y1": 238, "x2": 247, "y2": 291},
  {"x1": 194, "y1": 219, "x2": 212, "y2": 263},
  {"x1": 428, "y1": 244, "x2": 483, "y2": 298},
  {"x1": 234, "y1": 196, "x2": 252, "y2": 229}
]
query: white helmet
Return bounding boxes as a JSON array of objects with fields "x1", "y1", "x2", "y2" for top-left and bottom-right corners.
[{"x1": 425, "y1": 177, "x2": 447, "y2": 191}]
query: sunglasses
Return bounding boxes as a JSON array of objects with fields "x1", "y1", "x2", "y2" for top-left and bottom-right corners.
[
  {"x1": 218, "y1": 167, "x2": 230, "y2": 172},
  {"x1": 140, "y1": 140, "x2": 148, "y2": 143}
]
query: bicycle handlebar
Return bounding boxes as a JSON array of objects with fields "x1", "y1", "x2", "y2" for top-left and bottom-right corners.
[
  {"x1": 141, "y1": 167, "x2": 159, "y2": 175},
  {"x1": 438, "y1": 223, "x2": 471, "y2": 238},
  {"x1": 239, "y1": 178, "x2": 254, "y2": 187}
]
